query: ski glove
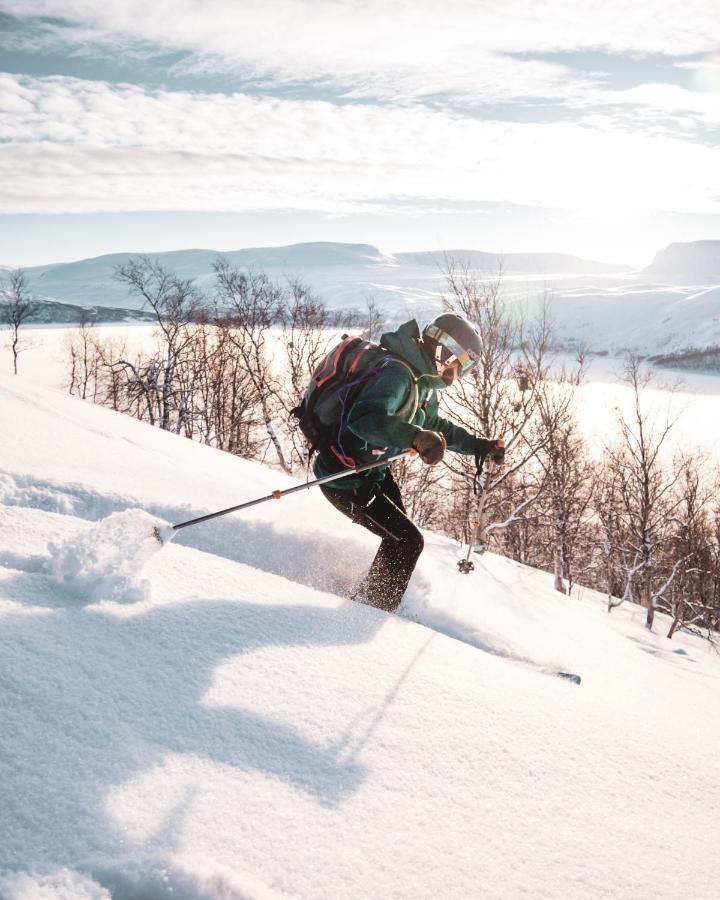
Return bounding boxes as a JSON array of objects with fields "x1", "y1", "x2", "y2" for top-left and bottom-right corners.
[
  {"x1": 475, "y1": 437, "x2": 505, "y2": 465},
  {"x1": 412, "y1": 430, "x2": 447, "y2": 465}
]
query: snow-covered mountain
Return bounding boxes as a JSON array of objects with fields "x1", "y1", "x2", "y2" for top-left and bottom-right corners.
[
  {"x1": 1, "y1": 373, "x2": 719, "y2": 898},
  {"x1": 6, "y1": 244, "x2": 390, "y2": 312},
  {"x1": 537, "y1": 241, "x2": 720, "y2": 359},
  {"x1": 395, "y1": 249, "x2": 631, "y2": 275},
  {"x1": 549, "y1": 283, "x2": 720, "y2": 358},
  {"x1": 11, "y1": 241, "x2": 629, "y2": 314},
  {"x1": 0, "y1": 296, "x2": 154, "y2": 325},
  {"x1": 640, "y1": 240, "x2": 720, "y2": 284},
  {"x1": 8, "y1": 240, "x2": 720, "y2": 361}
]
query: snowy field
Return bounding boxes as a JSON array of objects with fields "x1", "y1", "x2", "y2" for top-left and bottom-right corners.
[{"x1": 1, "y1": 364, "x2": 720, "y2": 898}]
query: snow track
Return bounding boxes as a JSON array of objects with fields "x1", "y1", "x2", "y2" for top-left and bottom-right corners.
[{"x1": 0, "y1": 465, "x2": 578, "y2": 676}]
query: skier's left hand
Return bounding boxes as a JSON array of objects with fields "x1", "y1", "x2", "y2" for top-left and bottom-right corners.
[
  {"x1": 475, "y1": 437, "x2": 505, "y2": 465},
  {"x1": 412, "y1": 429, "x2": 447, "y2": 465}
]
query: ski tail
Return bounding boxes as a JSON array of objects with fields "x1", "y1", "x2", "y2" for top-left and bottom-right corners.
[{"x1": 554, "y1": 671, "x2": 582, "y2": 685}]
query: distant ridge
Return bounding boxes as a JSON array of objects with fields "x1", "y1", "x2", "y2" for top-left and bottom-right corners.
[
  {"x1": 11, "y1": 242, "x2": 631, "y2": 311},
  {"x1": 395, "y1": 250, "x2": 632, "y2": 275},
  {"x1": 6, "y1": 240, "x2": 720, "y2": 358},
  {"x1": 641, "y1": 240, "x2": 720, "y2": 284}
]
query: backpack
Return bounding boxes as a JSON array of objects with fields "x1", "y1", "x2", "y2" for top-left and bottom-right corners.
[{"x1": 291, "y1": 335, "x2": 419, "y2": 461}]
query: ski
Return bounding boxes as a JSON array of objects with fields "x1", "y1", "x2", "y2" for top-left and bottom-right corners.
[
  {"x1": 399, "y1": 607, "x2": 584, "y2": 686},
  {"x1": 552, "y1": 670, "x2": 582, "y2": 685}
]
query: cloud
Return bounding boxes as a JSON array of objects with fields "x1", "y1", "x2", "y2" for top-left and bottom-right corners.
[
  {"x1": 1, "y1": 73, "x2": 718, "y2": 219},
  {"x1": 567, "y1": 81, "x2": 720, "y2": 139},
  {"x1": 3, "y1": 1, "x2": 719, "y2": 106}
]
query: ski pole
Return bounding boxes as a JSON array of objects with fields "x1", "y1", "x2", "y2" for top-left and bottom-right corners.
[
  {"x1": 154, "y1": 451, "x2": 414, "y2": 542},
  {"x1": 457, "y1": 439, "x2": 504, "y2": 573}
]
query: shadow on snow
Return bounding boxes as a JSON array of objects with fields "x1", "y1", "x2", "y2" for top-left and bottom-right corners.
[{"x1": 0, "y1": 595, "x2": 385, "y2": 880}]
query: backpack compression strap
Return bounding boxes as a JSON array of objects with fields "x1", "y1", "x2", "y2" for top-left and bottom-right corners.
[{"x1": 314, "y1": 336, "x2": 362, "y2": 389}]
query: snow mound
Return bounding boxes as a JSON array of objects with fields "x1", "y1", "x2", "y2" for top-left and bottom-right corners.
[
  {"x1": 0, "y1": 868, "x2": 110, "y2": 900},
  {"x1": 45, "y1": 509, "x2": 168, "y2": 604},
  {"x1": 89, "y1": 853, "x2": 291, "y2": 900}
]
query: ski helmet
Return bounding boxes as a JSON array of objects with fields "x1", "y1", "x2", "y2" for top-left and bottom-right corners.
[{"x1": 422, "y1": 313, "x2": 481, "y2": 377}]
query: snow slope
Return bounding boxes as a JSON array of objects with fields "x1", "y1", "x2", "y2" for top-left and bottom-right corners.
[
  {"x1": 641, "y1": 240, "x2": 720, "y2": 284},
  {"x1": 550, "y1": 283, "x2": 720, "y2": 355},
  {"x1": 1, "y1": 375, "x2": 719, "y2": 899}
]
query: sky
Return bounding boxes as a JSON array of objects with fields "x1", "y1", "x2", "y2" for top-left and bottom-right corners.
[{"x1": 1, "y1": 1, "x2": 719, "y2": 268}]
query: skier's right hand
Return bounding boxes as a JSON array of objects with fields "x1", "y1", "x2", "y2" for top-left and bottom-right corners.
[
  {"x1": 476, "y1": 437, "x2": 505, "y2": 465},
  {"x1": 412, "y1": 430, "x2": 447, "y2": 465}
]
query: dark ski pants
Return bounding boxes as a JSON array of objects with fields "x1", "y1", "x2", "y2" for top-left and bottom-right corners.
[{"x1": 321, "y1": 470, "x2": 424, "y2": 613}]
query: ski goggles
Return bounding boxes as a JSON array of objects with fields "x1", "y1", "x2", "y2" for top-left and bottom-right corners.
[{"x1": 424, "y1": 323, "x2": 479, "y2": 376}]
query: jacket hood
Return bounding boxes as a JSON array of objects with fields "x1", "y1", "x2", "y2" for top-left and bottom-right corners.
[{"x1": 379, "y1": 320, "x2": 446, "y2": 390}]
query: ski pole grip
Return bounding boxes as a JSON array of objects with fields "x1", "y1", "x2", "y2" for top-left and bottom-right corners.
[{"x1": 485, "y1": 438, "x2": 505, "y2": 471}]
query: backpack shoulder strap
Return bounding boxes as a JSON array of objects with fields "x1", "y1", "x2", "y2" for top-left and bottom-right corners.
[{"x1": 382, "y1": 358, "x2": 420, "y2": 422}]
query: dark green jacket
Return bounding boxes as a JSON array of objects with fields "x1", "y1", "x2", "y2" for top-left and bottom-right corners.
[{"x1": 314, "y1": 319, "x2": 477, "y2": 490}]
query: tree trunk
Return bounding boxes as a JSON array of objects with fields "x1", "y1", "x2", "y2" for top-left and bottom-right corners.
[
  {"x1": 265, "y1": 419, "x2": 291, "y2": 474},
  {"x1": 553, "y1": 550, "x2": 566, "y2": 594},
  {"x1": 667, "y1": 603, "x2": 683, "y2": 639},
  {"x1": 645, "y1": 599, "x2": 655, "y2": 631}
]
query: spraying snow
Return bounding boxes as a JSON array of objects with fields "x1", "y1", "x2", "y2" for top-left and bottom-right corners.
[{"x1": 45, "y1": 509, "x2": 169, "y2": 604}]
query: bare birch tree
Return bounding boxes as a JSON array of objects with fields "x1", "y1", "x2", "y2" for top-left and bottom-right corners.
[
  {"x1": 65, "y1": 313, "x2": 102, "y2": 400},
  {"x1": 603, "y1": 357, "x2": 684, "y2": 628},
  {"x1": 664, "y1": 458, "x2": 718, "y2": 642},
  {"x1": 213, "y1": 259, "x2": 291, "y2": 473},
  {"x1": 360, "y1": 294, "x2": 386, "y2": 343},
  {"x1": 529, "y1": 368, "x2": 594, "y2": 594},
  {"x1": 438, "y1": 261, "x2": 566, "y2": 554},
  {"x1": 2, "y1": 269, "x2": 34, "y2": 375},
  {"x1": 275, "y1": 280, "x2": 335, "y2": 470},
  {"x1": 114, "y1": 257, "x2": 202, "y2": 433}
]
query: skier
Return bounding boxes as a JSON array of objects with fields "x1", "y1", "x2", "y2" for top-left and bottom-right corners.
[{"x1": 316, "y1": 313, "x2": 505, "y2": 612}]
